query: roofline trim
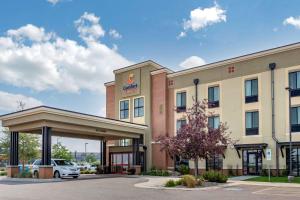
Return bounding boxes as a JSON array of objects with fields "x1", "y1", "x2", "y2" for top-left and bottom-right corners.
[
  {"x1": 150, "y1": 68, "x2": 173, "y2": 75},
  {"x1": 0, "y1": 106, "x2": 148, "y2": 130},
  {"x1": 168, "y1": 42, "x2": 300, "y2": 78},
  {"x1": 104, "y1": 81, "x2": 115, "y2": 87},
  {"x1": 113, "y1": 60, "x2": 163, "y2": 74}
]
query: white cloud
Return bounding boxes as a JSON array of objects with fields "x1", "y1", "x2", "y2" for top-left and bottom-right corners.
[
  {"x1": 179, "y1": 3, "x2": 226, "y2": 37},
  {"x1": 0, "y1": 91, "x2": 42, "y2": 112},
  {"x1": 283, "y1": 16, "x2": 300, "y2": 29},
  {"x1": 0, "y1": 12, "x2": 132, "y2": 93},
  {"x1": 177, "y1": 31, "x2": 186, "y2": 39},
  {"x1": 179, "y1": 56, "x2": 206, "y2": 69},
  {"x1": 109, "y1": 29, "x2": 122, "y2": 39},
  {"x1": 74, "y1": 12, "x2": 105, "y2": 43},
  {"x1": 47, "y1": 0, "x2": 61, "y2": 5}
]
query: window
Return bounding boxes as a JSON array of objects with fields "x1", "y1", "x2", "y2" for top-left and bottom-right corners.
[
  {"x1": 289, "y1": 71, "x2": 300, "y2": 97},
  {"x1": 291, "y1": 107, "x2": 300, "y2": 132},
  {"x1": 245, "y1": 79, "x2": 258, "y2": 103},
  {"x1": 245, "y1": 111, "x2": 259, "y2": 135},
  {"x1": 206, "y1": 154, "x2": 223, "y2": 171},
  {"x1": 176, "y1": 92, "x2": 186, "y2": 112},
  {"x1": 208, "y1": 86, "x2": 219, "y2": 108},
  {"x1": 120, "y1": 100, "x2": 129, "y2": 119},
  {"x1": 134, "y1": 97, "x2": 144, "y2": 117},
  {"x1": 119, "y1": 139, "x2": 130, "y2": 146},
  {"x1": 208, "y1": 116, "x2": 220, "y2": 129},
  {"x1": 176, "y1": 119, "x2": 186, "y2": 132}
]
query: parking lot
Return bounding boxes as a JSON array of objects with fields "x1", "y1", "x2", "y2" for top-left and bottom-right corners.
[{"x1": 0, "y1": 176, "x2": 300, "y2": 200}]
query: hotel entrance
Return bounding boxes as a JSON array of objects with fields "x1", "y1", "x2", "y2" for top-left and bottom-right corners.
[
  {"x1": 242, "y1": 149, "x2": 263, "y2": 175},
  {"x1": 110, "y1": 153, "x2": 132, "y2": 174}
]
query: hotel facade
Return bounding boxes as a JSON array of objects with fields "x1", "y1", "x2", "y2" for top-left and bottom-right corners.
[{"x1": 105, "y1": 43, "x2": 300, "y2": 176}]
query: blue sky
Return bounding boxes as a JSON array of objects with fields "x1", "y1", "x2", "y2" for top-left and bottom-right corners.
[{"x1": 0, "y1": 0, "x2": 300, "y2": 152}]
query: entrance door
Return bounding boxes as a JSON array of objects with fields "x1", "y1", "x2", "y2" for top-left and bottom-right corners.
[
  {"x1": 247, "y1": 152, "x2": 258, "y2": 175},
  {"x1": 243, "y1": 149, "x2": 262, "y2": 175}
]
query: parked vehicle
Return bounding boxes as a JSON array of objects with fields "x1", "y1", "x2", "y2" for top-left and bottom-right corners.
[{"x1": 32, "y1": 159, "x2": 80, "y2": 179}]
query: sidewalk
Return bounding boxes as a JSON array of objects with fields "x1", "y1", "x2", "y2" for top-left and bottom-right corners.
[{"x1": 228, "y1": 179, "x2": 300, "y2": 188}]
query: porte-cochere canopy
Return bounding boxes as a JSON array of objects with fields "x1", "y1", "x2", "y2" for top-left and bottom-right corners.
[{"x1": 0, "y1": 106, "x2": 147, "y2": 140}]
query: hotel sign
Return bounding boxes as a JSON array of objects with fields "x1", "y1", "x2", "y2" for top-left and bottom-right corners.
[{"x1": 121, "y1": 69, "x2": 140, "y2": 97}]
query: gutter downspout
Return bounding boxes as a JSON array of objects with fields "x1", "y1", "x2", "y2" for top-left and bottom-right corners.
[
  {"x1": 193, "y1": 78, "x2": 199, "y2": 176},
  {"x1": 269, "y1": 63, "x2": 280, "y2": 176},
  {"x1": 194, "y1": 78, "x2": 199, "y2": 102}
]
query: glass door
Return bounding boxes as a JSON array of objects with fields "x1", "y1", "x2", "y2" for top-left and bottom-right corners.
[{"x1": 247, "y1": 152, "x2": 257, "y2": 175}]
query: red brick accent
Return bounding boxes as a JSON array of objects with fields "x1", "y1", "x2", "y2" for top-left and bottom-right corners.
[
  {"x1": 39, "y1": 166, "x2": 53, "y2": 179},
  {"x1": 6, "y1": 166, "x2": 19, "y2": 178},
  {"x1": 106, "y1": 85, "x2": 115, "y2": 119},
  {"x1": 151, "y1": 72, "x2": 168, "y2": 169}
]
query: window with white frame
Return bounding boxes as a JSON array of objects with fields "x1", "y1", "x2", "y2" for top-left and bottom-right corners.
[
  {"x1": 120, "y1": 100, "x2": 129, "y2": 119},
  {"x1": 134, "y1": 97, "x2": 144, "y2": 117}
]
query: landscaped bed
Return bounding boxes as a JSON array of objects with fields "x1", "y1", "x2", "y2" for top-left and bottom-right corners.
[
  {"x1": 245, "y1": 176, "x2": 300, "y2": 183},
  {"x1": 164, "y1": 171, "x2": 228, "y2": 188}
]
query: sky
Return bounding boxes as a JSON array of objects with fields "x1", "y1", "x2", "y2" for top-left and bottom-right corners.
[{"x1": 0, "y1": 0, "x2": 300, "y2": 152}]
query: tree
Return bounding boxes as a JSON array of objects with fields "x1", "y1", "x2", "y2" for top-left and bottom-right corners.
[
  {"x1": 0, "y1": 131, "x2": 40, "y2": 169},
  {"x1": 158, "y1": 100, "x2": 234, "y2": 176},
  {"x1": 85, "y1": 153, "x2": 97, "y2": 163},
  {"x1": 52, "y1": 143, "x2": 72, "y2": 161}
]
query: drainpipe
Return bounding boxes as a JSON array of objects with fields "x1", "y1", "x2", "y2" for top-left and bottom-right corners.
[
  {"x1": 194, "y1": 78, "x2": 199, "y2": 102},
  {"x1": 269, "y1": 63, "x2": 280, "y2": 176}
]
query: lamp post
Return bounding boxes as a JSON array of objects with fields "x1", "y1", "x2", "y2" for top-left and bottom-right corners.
[
  {"x1": 85, "y1": 142, "x2": 88, "y2": 161},
  {"x1": 286, "y1": 87, "x2": 294, "y2": 182}
]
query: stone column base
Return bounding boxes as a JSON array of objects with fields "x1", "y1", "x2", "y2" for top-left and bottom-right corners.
[
  {"x1": 39, "y1": 166, "x2": 53, "y2": 179},
  {"x1": 7, "y1": 166, "x2": 19, "y2": 178},
  {"x1": 133, "y1": 165, "x2": 141, "y2": 175}
]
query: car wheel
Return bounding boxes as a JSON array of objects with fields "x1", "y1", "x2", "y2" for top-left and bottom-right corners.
[
  {"x1": 54, "y1": 171, "x2": 60, "y2": 179},
  {"x1": 73, "y1": 176, "x2": 79, "y2": 179},
  {"x1": 33, "y1": 171, "x2": 39, "y2": 178}
]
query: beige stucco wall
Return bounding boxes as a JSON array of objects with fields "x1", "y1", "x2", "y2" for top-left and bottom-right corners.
[{"x1": 169, "y1": 47, "x2": 300, "y2": 171}]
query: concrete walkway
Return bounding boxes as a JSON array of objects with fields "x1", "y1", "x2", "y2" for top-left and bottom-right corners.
[
  {"x1": 135, "y1": 176, "x2": 300, "y2": 190},
  {"x1": 229, "y1": 176, "x2": 259, "y2": 181}
]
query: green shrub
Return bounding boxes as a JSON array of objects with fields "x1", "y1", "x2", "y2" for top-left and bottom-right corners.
[
  {"x1": 145, "y1": 169, "x2": 171, "y2": 176},
  {"x1": 14, "y1": 171, "x2": 32, "y2": 178},
  {"x1": 178, "y1": 165, "x2": 190, "y2": 175},
  {"x1": 165, "y1": 179, "x2": 176, "y2": 187},
  {"x1": 0, "y1": 171, "x2": 7, "y2": 176},
  {"x1": 181, "y1": 175, "x2": 197, "y2": 188},
  {"x1": 175, "y1": 179, "x2": 183, "y2": 185},
  {"x1": 202, "y1": 171, "x2": 228, "y2": 183}
]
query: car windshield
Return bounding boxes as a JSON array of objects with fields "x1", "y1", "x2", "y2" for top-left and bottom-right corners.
[{"x1": 54, "y1": 160, "x2": 72, "y2": 166}]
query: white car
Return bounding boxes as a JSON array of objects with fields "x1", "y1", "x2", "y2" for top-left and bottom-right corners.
[{"x1": 32, "y1": 159, "x2": 80, "y2": 179}]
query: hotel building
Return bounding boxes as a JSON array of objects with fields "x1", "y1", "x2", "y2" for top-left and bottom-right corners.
[{"x1": 105, "y1": 42, "x2": 300, "y2": 176}]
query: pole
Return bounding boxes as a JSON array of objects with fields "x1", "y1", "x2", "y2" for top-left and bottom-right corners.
[
  {"x1": 286, "y1": 87, "x2": 294, "y2": 182},
  {"x1": 85, "y1": 142, "x2": 88, "y2": 161}
]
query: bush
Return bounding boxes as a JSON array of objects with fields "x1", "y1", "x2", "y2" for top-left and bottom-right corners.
[
  {"x1": 202, "y1": 171, "x2": 228, "y2": 183},
  {"x1": 165, "y1": 179, "x2": 177, "y2": 187},
  {"x1": 14, "y1": 171, "x2": 32, "y2": 178},
  {"x1": 178, "y1": 165, "x2": 190, "y2": 175},
  {"x1": 181, "y1": 175, "x2": 197, "y2": 188},
  {"x1": 0, "y1": 171, "x2": 7, "y2": 176},
  {"x1": 145, "y1": 169, "x2": 171, "y2": 176},
  {"x1": 175, "y1": 179, "x2": 183, "y2": 185},
  {"x1": 196, "y1": 176, "x2": 205, "y2": 186}
]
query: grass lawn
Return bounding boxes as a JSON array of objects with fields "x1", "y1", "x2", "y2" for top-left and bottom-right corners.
[{"x1": 245, "y1": 176, "x2": 300, "y2": 183}]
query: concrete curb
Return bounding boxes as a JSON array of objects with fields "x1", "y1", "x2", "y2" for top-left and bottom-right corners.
[
  {"x1": 0, "y1": 177, "x2": 62, "y2": 183},
  {"x1": 134, "y1": 177, "x2": 233, "y2": 191},
  {"x1": 229, "y1": 180, "x2": 300, "y2": 188}
]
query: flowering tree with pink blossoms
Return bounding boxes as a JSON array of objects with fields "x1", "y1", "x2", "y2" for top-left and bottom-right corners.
[{"x1": 158, "y1": 100, "x2": 234, "y2": 176}]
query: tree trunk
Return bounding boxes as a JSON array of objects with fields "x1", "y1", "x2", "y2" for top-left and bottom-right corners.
[{"x1": 194, "y1": 158, "x2": 198, "y2": 177}]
